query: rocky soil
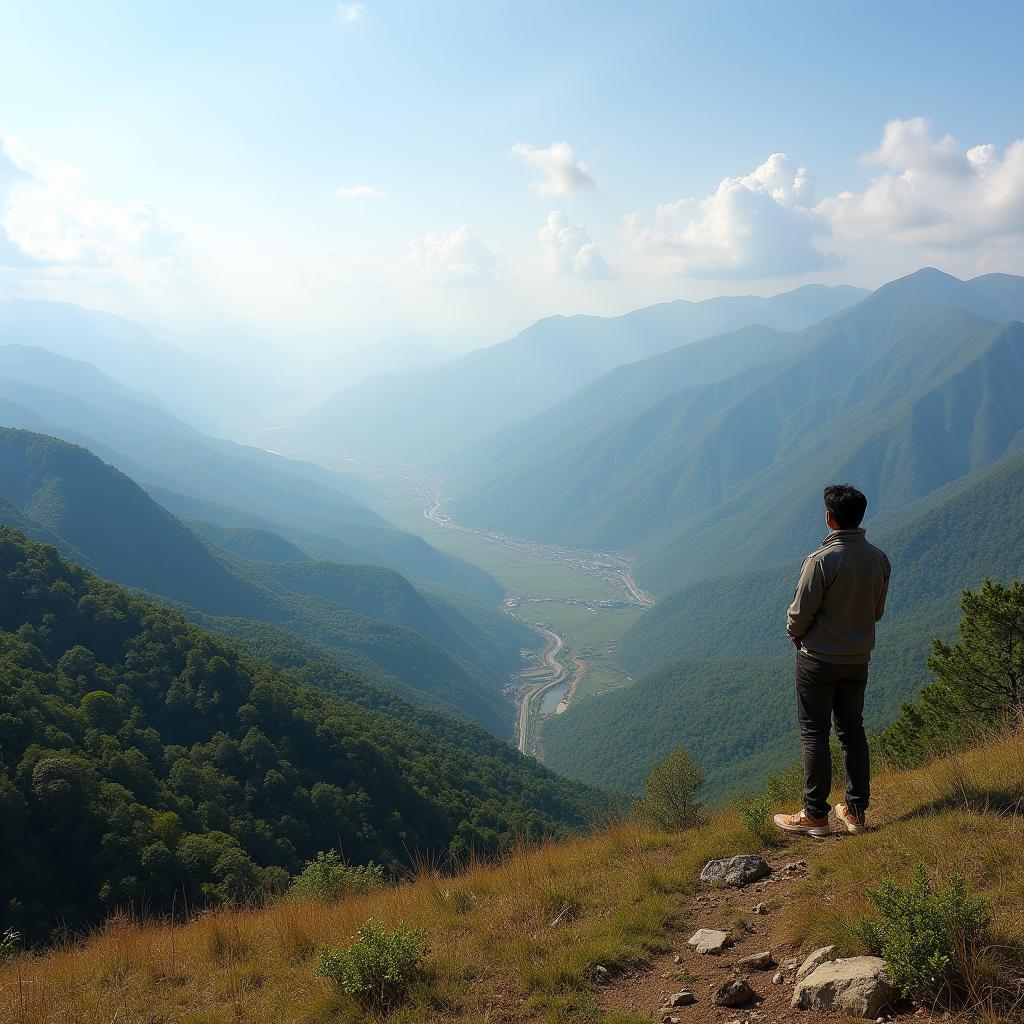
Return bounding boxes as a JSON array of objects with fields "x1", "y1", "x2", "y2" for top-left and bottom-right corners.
[{"x1": 596, "y1": 850, "x2": 920, "y2": 1024}]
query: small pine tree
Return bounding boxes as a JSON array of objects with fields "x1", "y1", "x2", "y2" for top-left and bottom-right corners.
[
  {"x1": 928, "y1": 578, "x2": 1024, "y2": 719},
  {"x1": 632, "y1": 744, "x2": 705, "y2": 830},
  {"x1": 884, "y1": 578, "x2": 1024, "y2": 765}
]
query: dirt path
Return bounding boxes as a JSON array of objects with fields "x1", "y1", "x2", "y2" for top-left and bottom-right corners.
[{"x1": 597, "y1": 849, "x2": 862, "y2": 1024}]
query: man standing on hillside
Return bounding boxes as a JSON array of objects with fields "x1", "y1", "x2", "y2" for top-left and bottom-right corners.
[{"x1": 775, "y1": 484, "x2": 891, "y2": 837}]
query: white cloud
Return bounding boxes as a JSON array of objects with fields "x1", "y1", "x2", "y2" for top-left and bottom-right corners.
[
  {"x1": 510, "y1": 141, "x2": 596, "y2": 196},
  {"x1": 335, "y1": 184, "x2": 385, "y2": 199},
  {"x1": 337, "y1": 2, "x2": 365, "y2": 25},
  {"x1": 538, "y1": 211, "x2": 617, "y2": 279},
  {"x1": 626, "y1": 152, "x2": 830, "y2": 278},
  {"x1": 0, "y1": 136, "x2": 43, "y2": 267},
  {"x1": 0, "y1": 135, "x2": 32, "y2": 193},
  {"x1": 818, "y1": 118, "x2": 1024, "y2": 248},
  {"x1": 0, "y1": 131, "x2": 186, "y2": 281},
  {"x1": 405, "y1": 225, "x2": 498, "y2": 286}
]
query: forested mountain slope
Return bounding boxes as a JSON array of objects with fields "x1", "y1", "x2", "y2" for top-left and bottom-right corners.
[
  {"x1": 448, "y1": 321, "x2": 822, "y2": 500},
  {"x1": 0, "y1": 429, "x2": 262, "y2": 616},
  {"x1": 618, "y1": 449, "x2": 1024, "y2": 677},
  {"x1": 0, "y1": 527, "x2": 604, "y2": 942},
  {"x1": 0, "y1": 348, "x2": 499, "y2": 597},
  {"x1": 292, "y1": 283, "x2": 865, "y2": 464},
  {"x1": 186, "y1": 519, "x2": 311, "y2": 562},
  {"x1": 0, "y1": 372, "x2": 377, "y2": 526},
  {"x1": 151, "y1": 484, "x2": 499, "y2": 599},
  {"x1": 0, "y1": 430, "x2": 527, "y2": 736},
  {"x1": 542, "y1": 446, "x2": 1024, "y2": 795}
]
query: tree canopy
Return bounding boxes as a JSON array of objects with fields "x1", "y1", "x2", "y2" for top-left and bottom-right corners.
[{"x1": 0, "y1": 527, "x2": 605, "y2": 942}]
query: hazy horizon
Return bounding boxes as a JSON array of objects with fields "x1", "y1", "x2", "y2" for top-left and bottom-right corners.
[{"x1": 3, "y1": 1, "x2": 1024, "y2": 370}]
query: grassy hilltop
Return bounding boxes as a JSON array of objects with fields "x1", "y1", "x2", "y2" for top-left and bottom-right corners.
[{"x1": 2, "y1": 727, "x2": 1021, "y2": 1023}]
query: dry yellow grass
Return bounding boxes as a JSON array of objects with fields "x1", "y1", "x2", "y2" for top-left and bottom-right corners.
[
  {"x1": 2, "y1": 730, "x2": 1022, "y2": 1024},
  {"x1": 0, "y1": 814, "x2": 749, "y2": 1024}
]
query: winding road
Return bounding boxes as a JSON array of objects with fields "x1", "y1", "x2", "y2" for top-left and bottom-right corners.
[
  {"x1": 516, "y1": 627, "x2": 566, "y2": 754},
  {"x1": 417, "y1": 482, "x2": 654, "y2": 754}
]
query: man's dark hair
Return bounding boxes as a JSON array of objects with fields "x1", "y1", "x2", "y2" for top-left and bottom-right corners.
[{"x1": 823, "y1": 484, "x2": 867, "y2": 529}]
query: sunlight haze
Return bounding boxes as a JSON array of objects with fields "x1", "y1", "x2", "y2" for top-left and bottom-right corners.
[{"x1": 2, "y1": 1, "x2": 1023, "y2": 374}]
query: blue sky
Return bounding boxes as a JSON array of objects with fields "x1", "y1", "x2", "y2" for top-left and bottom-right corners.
[{"x1": 2, "y1": 0, "x2": 1023, "y2": 360}]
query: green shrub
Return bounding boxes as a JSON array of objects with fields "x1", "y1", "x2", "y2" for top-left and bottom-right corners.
[
  {"x1": 631, "y1": 744, "x2": 705, "y2": 831},
  {"x1": 738, "y1": 760, "x2": 805, "y2": 846},
  {"x1": 286, "y1": 850, "x2": 385, "y2": 903},
  {"x1": 315, "y1": 921, "x2": 428, "y2": 1011},
  {"x1": 738, "y1": 792, "x2": 775, "y2": 846},
  {"x1": 854, "y1": 863, "x2": 991, "y2": 1004}
]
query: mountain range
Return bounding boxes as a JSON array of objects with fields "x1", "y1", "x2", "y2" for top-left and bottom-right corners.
[
  {"x1": 0, "y1": 297, "x2": 290, "y2": 437},
  {"x1": 0, "y1": 429, "x2": 527, "y2": 737},
  {"x1": 4, "y1": 266, "x2": 1024, "y2": 887},
  {"x1": 451, "y1": 270, "x2": 1024, "y2": 591},
  {"x1": 495, "y1": 268, "x2": 1024, "y2": 793},
  {"x1": 0, "y1": 334, "x2": 498, "y2": 598},
  {"x1": 288, "y1": 283, "x2": 867, "y2": 464}
]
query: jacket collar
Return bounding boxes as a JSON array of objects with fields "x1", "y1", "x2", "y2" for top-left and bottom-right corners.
[{"x1": 821, "y1": 527, "x2": 866, "y2": 546}]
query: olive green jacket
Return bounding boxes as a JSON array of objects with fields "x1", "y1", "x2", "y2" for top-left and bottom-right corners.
[{"x1": 786, "y1": 528, "x2": 891, "y2": 665}]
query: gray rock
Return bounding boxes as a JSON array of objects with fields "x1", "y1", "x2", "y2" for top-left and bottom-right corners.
[
  {"x1": 752, "y1": 902, "x2": 769, "y2": 915},
  {"x1": 715, "y1": 979, "x2": 757, "y2": 1007},
  {"x1": 700, "y1": 855, "x2": 771, "y2": 887},
  {"x1": 687, "y1": 928, "x2": 731, "y2": 955},
  {"x1": 667, "y1": 990, "x2": 695, "y2": 1007},
  {"x1": 796, "y1": 945, "x2": 836, "y2": 980},
  {"x1": 792, "y1": 956, "x2": 895, "y2": 1018},
  {"x1": 771, "y1": 972, "x2": 784, "y2": 985},
  {"x1": 736, "y1": 950, "x2": 775, "y2": 970}
]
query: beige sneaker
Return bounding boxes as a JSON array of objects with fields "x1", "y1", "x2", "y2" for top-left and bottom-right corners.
[
  {"x1": 773, "y1": 808, "x2": 831, "y2": 838},
  {"x1": 833, "y1": 802, "x2": 867, "y2": 834}
]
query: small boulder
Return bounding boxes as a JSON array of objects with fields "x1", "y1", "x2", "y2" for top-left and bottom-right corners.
[
  {"x1": 792, "y1": 956, "x2": 895, "y2": 1018},
  {"x1": 667, "y1": 990, "x2": 695, "y2": 1007},
  {"x1": 796, "y1": 945, "x2": 836, "y2": 980},
  {"x1": 752, "y1": 902, "x2": 768, "y2": 915},
  {"x1": 771, "y1": 972, "x2": 784, "y2": 985},
  {"x1": 715, "y1": 979, "x2": 756, "y2": 1007},
  {"x1": 736, "y1": 950, "x2": 775, "y2": 970},
  {"x1": 687, "y1": 928, "x2": 731, "y2": 955},
  {"x1": 700, "y1": 855, "x2": 771, "y2": 887}
]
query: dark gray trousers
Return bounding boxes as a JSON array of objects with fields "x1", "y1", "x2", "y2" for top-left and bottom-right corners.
[{"x1": 795, "y1": 652, "x2": 870, "y2": 819}]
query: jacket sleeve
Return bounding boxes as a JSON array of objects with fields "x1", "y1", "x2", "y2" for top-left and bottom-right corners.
[
  {"x1": 874, "y1": 555, "x2": 891, "y2": 622},
  {"x1": 787, "y1": 555, "x2": 825, "y2": 639}
]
